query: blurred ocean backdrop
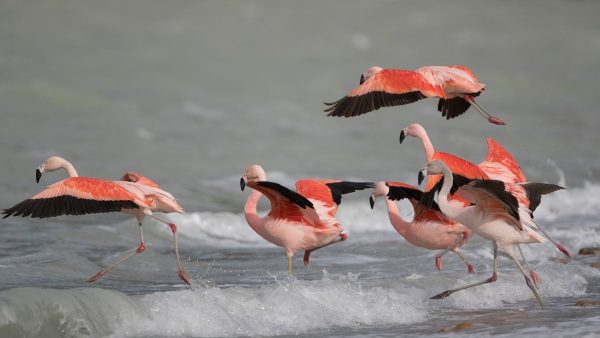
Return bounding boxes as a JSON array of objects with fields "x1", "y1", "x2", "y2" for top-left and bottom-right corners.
[{"x1": 1, "y1": 1, "x2": 599, "y2": 337}]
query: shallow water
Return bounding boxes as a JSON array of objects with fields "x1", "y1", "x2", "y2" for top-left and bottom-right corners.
[{"x1": 1, "y1": 1, "x2": 600, "y2": 337}]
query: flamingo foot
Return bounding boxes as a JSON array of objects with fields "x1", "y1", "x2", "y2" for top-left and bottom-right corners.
[
  {"x1": 435, "y1": 256, "x2": 442, "y2": 271},
  {"x1": 178, "y1": 269, "x2": 192, "y2": 286},
  {"x1": 556, "y1": 244, "x2": 571, "y2": 257},
  {"x1": 88, "y1": 271, "x2": 105, "y2": 283},
  {"x1": 431, "y1": 290, "x2": 452, "y2": 300},
  {"x1": 467, "y1": 263, "x2": 474, "y2": 274},
  {"x1": 530, "y1": 271, "x2": 542, "y2": 285},
  {"x1": 488, "y1": 116, "x2": 506, "y2": 125},
  {"x1": 303, "y1": 250, "x2": 312, "y2": 267},
  {"x1": 168, "y1": 223, "x2": 177, "y2": 234}
]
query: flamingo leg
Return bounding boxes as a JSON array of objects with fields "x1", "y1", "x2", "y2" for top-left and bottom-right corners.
[
  {"x1": 287, "y1": 250, "x2": 293, "y2": 276},
  {"x1": 465, "y1": 97, "x2": 506, "y2": 125},
  {"x1": 506, "y1": 247, "x2": 544, "y2": 308},
  {"x1": 517, "y1": 244, "x2": 541, "y2": 285},
  {"x1": 435, "y1": 235, "x2": 469, "y2": 272},
  {"x1": 88, "y1": 219, "x2": 146, "y2": 283},
  {"x1": 452, "y1": 250, "x2": 475, "y2": 274},
  {"x1": 431, "y1": 242, "x2": 498, "y2": 300},
  {"x1": 151, "y1": 215, "x2": 192, "y2": 286}
]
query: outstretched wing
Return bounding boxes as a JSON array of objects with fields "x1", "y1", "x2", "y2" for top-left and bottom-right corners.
[
  {"x1": 296, "y1": 179, "x2": 374, "y2": 218},
  {"x1": 457, "y1": 180, "x2": 521, "y2": 226},
  {"x1": 120, "y1": 171, "x2": 162, "y2": 189},
  {"x1": 3, "y1": 177, "x2": 146, "y2": 219},
  {"x1": 521, "y1": 183, "x2": 564, "y2": 213},
  {"x1": 324, "y1": 69, "x2": 443, "y2": 117},
  {"x1": 479, "y1": 138, "x2": 526, "y2": 183},
  {"x1": 248, "y1": 180, "x2": 317, "y2": 224},
  {"x1": 385, "y1": 181, "x2": 450, "y2": 223}
]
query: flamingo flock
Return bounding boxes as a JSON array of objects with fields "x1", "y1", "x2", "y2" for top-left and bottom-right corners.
[{"x1": 3, "y1": 64, "x2": 569, "y2": 309}]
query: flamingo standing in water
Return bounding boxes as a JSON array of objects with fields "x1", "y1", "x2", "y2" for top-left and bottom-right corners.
[
  {"x1": 241, "y1": 164, "x2": 373, "y2": 275},
  {"x1": 370, "y1": 181, "x2": 474, "y2": 273},
  {"x1": 325, "y1": 65, "x2": 505, "y2": 125},
  {"x1": 418, "y1": 160, "x2": 563, "y2": 308},
  {"x1": 400, "y1": 122, "x2": 570, "y2": 262},
  {"x1": 2, "y1": 156, "x2": 191, "y2": 285}
]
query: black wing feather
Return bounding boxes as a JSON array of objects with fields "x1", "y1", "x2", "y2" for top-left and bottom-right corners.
[
  {"x1": 325, "y1": 181, "x2": 375, "y2": 205},
  {"x1": 325, "y1": 91, "x2": 426, "y2": 117},
  {"x1": 420, "y1": 174, "x2": 472, "y2": 209},
  {"x1": 521, "y1": 183, "x2": 564, "y2": 213},
  {"x1": 255, "y1": 181, "x2": 314, "y2": 209},
  {"x1": 3, "y1": 196, "x2": 139, "y2": 219}
]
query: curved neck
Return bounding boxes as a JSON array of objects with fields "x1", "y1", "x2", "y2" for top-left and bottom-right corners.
[
  {"x1": 415, "y1": 127, "x2": 435, "y2": 161},
  {"x1": 62, "y1": 161, "x2": 79, "y2": 177},
  {"x1": 244, "y1": 189, "x2": 264, "y2": 234},
  {"x1": 437, "y1": 167, "x2": 458, "y2": 219},
  {"x1": 384, "y1": 199, "x2": 411, "y2": 238}
]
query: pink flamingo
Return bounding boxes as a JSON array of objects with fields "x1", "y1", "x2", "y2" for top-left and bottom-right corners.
[
  {"x1": 241, "y1": 164, "x2": 373, "y2": 275},
  {"x1": 419, "y1": 159, "x2": 563, "y2": 308},
  {"x1": 370, "y1": 181, "x2": 474, "y2": 273},
  {"x1": 400, "y1": 122, "x2": 570, "y2": 263},
  {"x1": 325, "y1": 65, "x2": 505, "y2": 125},
  {"x1": 3, "y1": 156, "x2": 191, "y2": 285}
]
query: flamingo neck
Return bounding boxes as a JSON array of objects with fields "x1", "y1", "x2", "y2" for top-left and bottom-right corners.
[
  {"x1": 244, "y1": 189, "x2": 264, "y2": 235},
  {"x1": 437, "y1": 167, "x2": 459, "y2": 219},
  {"x1": 385, "y1": 199, "x2": 411, "y2": 238},
  {"x1": 61, "y1": 160, "x2": 79, "y2": 177},
  {"x1": 414, "y1": 127, "x2": 435, "y2": 161}
]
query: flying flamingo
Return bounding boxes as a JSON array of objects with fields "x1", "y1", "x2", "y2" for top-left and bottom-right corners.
[
  {"x1": 400, "y1": 122, "x2": 570, "y2": 262},
  {"x1": 369, "y1": 181, "x2": 474, "y2": 273},
  {"x1": 418, "y1": 160, "x2": 563, "y2": 308},
  {"x1": 240, "y1": 164, "x2": 373, "y2": 275},
  {"x1": 2, "y1": 156, "x2": 191, "y2": 286},
  {"x1": 325, "y1": 65, "x2": 505, "y2": 125}
]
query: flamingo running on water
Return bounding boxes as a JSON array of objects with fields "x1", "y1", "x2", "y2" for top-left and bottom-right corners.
[
  {"x1": 400, "y1": 122, "x2": 571, "y2": 263},
  {"x1": 2, "y1": 156, "x2": 191, "y2": 286},
  {"x1": 241, "y1": 164, "x2": 373, "y2": 275},
  {"x1": 370, "y1": 181, "x2": 474, "y2": 273},
  {"x1": 325, "y1": 65, "x2": 505, "y2": 125},
  {"x1": 418, "y1": 160, "x2": 563, "y2": 308}
]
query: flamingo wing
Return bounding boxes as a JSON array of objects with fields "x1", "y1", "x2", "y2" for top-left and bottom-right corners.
[
  {"x1": 325, "y1": 181, "x2": 375, "y2": 205},
  {"x1": 457, "y1": 180, "x2": 521, "y2": 225},
  {"x1": 295, "y1": 179, "x2": 373, "y2": 220},
  {"x1": 120, "y1": 171, "x2": 162, "y2": 189},
  {"x1": 479, "y1": 138, "x2": 526, "y2": 183},
  {"x1": 521, "y1": 183, "x2": 564, "y2": 213},
  {"x1": 386, "y1": 181, "x2": 451, "y2": 223},
  {"x1": 324, "y1": 69, "x2": 444, "y2": 117},
  {"x1": 2, "y1": 177, "x2": 146, "y2": 219},
  {"x1": 247, "y1": 181, "x2": 317, "y2": 224},
  {"x1": 421, "y1": 173, "x2": 474, "y2": 209},
  {"x1": 386, "y1": 182, "x2": 427, "y2": 204}
]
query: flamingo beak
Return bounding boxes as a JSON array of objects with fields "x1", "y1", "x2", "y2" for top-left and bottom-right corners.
[
  {"x1": 399, "y1": 129, "x2": 407, "y2": 144},
  {"x1": 240, "y1": 177, "x2": 246, "y2": 191},
  {"x1": 36, "y1": 169, "x2": 42, "y2": 183},
  {"x1": 359, "y1": 74, "x2": 365, "y2": 85},
  {"x1": 418, "y1": 169, "x2": 426, "y2": 185},
  {"x1": 369, "y1": 195, "x2": 375, "y2": 209}
]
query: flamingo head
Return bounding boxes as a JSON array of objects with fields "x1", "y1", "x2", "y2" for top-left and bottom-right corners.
[
  {"x1": 241, "y1": 164, "x2": 267, "y2": 191},
  {"x1": 36, "y1": 156, "x2": 68, "y2": 183},
  {"x1": 369, "y1": 181, "x2": 389, "y2": 209},
  {"x1": 399, "y1": 123, "x2": 426, "y2": 144},
  {"x1": 360, "y1": 66, "x2": 383, "y2": 85},
  {"x1": 418, "y1": 160, "x2": 448, "y2": 185}
]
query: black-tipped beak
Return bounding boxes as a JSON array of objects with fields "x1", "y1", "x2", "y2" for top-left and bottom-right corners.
[
  {"x1": 240, "y1": 178, "x2": 246, "y2": 191},
  {"x1": 359, "y1": 74, "x2": 365, "y2": 85},
  {"x1": 369, "y1": 195, "x2": 375, "y2": 209},
  {"x1": 418, "y1": 170, "x2": 425, "y2": 185},
  {"x1": 399, "y1": 130, "x2": 406, "y2": 144},
  {"x1": 36, "y1": 169, "x2": 42, "y2": 183}
]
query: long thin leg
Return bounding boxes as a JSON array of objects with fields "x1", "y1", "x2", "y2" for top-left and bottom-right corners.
[
  {"x1": 303, "y1": 232, "x2": 347, "y2": 267},
  {"x1": 533, "y1": 223, "x2": 571, "y2": 257},
  {"x1": 517, "y1": 244, "x2": 541, "y2": 285},
  {"x1": 507, "y1": 247, "x2": 544, "y2": 308},
  {"x1": 452, "y1": 250, "x2": 475, "y2": 273},
  {"x1": 89, "y1": 217, "x2": 146, "y2": 283},
  {"x1": 465, "y1": 97, "x2": 506, "y2": 125},
  {"x1": 435, "y1": 232, "x2": 472, "y2": 272},
  {"x1": 287, "y1": 251, "x2": 293, "y2": 276},
  {"x1": 151, "y1": 215, "x2": 192, "y2": 286},
  {"x1": 431, "y1": 242, "x2": 498, "y2": 300}
]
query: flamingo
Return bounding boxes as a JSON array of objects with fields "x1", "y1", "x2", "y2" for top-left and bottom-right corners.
[
  {"x1": 418, "y1": 159, "x2": 563, "y2": 308},
  {"x1": 400, "y1": 122, "x2": 571, "y2": 262},
  {"x1": 2, "y1": 156, "x2": 191, "y2": 286},
  {"x1": 240, "y1": 164, "x2": 373, "y2": 275},
  {"x1": 325, "y1": 65, "x2": 505, "y2": 125},
  {"x1": 369, "y1": 181, "x2": 474, "y2": 273}
]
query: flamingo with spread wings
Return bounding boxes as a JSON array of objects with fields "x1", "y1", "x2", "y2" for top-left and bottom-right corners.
[
  {"x1": 400, "y1": 122, "x2": 570, "y2": 262},
  {"x1": 2, "y1": 156, "x2": 191, "y2": 285},
  {"x1": 240, "y1": 164, "x2": 373, "y2": 275},
  {"x1": 418, "y1": 160, "x2": 563, "y2": 308},
  {"x1": 325, "y1": 65, "x2": 505, "y2": 125},
  {"x1": 370, "y1": 181, "x2": 473, "y2": 273}
]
